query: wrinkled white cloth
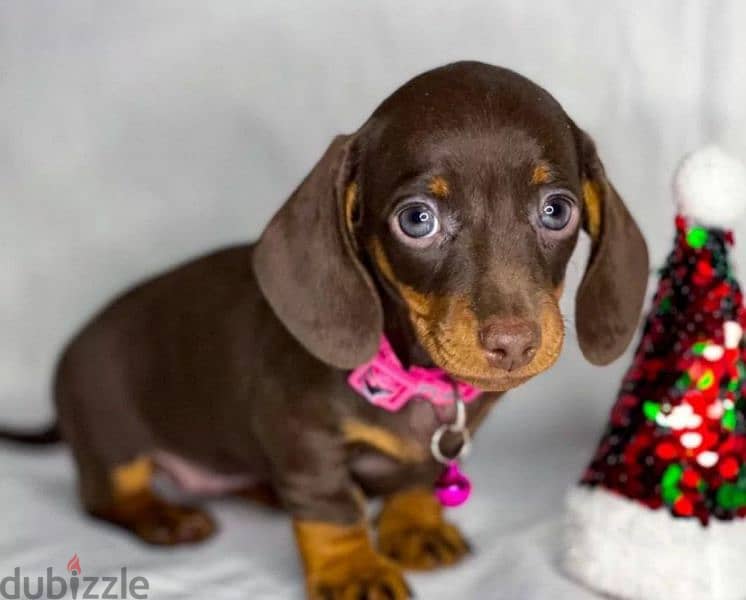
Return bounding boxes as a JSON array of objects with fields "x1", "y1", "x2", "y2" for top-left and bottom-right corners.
[
  {"x1": 2, "y1": 2, "x2": 746, "y2": 598},
  {"x1": 0, "y1": 420, "x2": 601, "y2": 600}
]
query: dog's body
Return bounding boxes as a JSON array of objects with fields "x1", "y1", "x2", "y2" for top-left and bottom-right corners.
[
  {"x1": 4, "y1": 62, "x2": 649, "y2": 598},
  {"x1": 56, "y1": 243, "x2": 490, "y2": 514}
]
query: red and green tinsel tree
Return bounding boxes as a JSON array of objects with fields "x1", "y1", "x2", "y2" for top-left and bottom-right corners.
[{"x1": 580, "y1": 216, "x2": 746, "y2": 524}]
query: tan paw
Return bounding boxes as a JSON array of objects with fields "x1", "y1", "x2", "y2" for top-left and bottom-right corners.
[
  {"x1": 379, "y1": 519, "x2": 470, "y2": 571},
  {"x1": 294, "y1": 519, "x2": 412, "y2": 600},
  {"x1": 309, "y1": 556, "x2": 411, "y2": 600},
  {"x1": 377, "y1": 488, "x2": 471, "y2": 571}
]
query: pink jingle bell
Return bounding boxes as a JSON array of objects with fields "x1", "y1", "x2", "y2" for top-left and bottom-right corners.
[{"x1": 434, "y1": 462, "x2": 472, "y2": 507}]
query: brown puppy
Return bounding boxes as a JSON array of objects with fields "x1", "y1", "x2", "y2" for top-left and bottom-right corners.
[{"x1": 1, "y1": 62, "x2": 649, "y2": 598}]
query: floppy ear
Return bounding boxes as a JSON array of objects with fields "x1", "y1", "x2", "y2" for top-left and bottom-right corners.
[
  {"x1": 252, "y1": 134, "x2": 383, "y2": 369},
  {"x1": 573, "y1": 125, "x2": 650, "y2": 365}
]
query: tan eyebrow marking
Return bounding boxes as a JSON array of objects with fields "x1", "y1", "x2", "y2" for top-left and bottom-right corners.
[
  {"x1": 427, "y1": 176, "x2": 450, "y2": 199},
  {"x1": 531, "y1": 163, "x2": 553, "y2": 185}
]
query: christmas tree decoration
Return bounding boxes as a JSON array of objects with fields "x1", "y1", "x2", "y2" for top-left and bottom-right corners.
[
  {"x1": 674, "y1": 145, "x2": 746, "y2": 228},
  {"x1": 563, "y1": 147, "x2": 746, "y2": 600}
]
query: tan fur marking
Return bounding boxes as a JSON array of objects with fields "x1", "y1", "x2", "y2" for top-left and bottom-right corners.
[
  {"x1": 294, "y1": 519, "x2": 408, "y2": 598},
  {"x1": 379, "y1": 488, "x2": 443, "y2": 529},
  {"x1": 582, "y1": 179, "x2": 602, "y2": 240},
  {"x1": 343, "y1": 419, "x2": 427, "y2": 463},
  {"x1": 369, "y1": 238, "x2": 436, "y2": 316},
  {"x1": 377, "y1": 487, "x2": 470, "y2": 569},
  {"x1": 344, "y1": 182, "x2": 359, "y2": 234},
  {"x1": 531, "y1": 163, "x2": 552, "y2": 185},
  {"x1": 428, "y1": 176, "x2": 450, "y2": 199},
  {"x1": 368, "y1": 238, "x2": 565, "y2": 392},
  {"x1": 111, "y1": 456, "x2": 153, "y2": 502},
  {"x1": 295, "y1": 520, "x2": 372, "y2": 577}
]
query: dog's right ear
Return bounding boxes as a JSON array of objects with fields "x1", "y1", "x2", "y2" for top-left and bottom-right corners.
[
  {"x1": 252, "y1": 135, "x2": 383, "y2": 369},
  {"x1": 572, "y1": 124, "x2": 650, "y2": 366}
]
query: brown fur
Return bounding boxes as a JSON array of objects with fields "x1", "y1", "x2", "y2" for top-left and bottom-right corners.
[{"x1": 93, "y1": 489, "x2": 216, "y2": 545}]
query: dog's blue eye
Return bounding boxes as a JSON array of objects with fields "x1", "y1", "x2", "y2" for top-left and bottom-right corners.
[
  {"x1": 397, "y1": 204, "x2": 439, "y2": 238},
  {"x1": 540, "y1": 196, "x2": 573, "y2": 230}
]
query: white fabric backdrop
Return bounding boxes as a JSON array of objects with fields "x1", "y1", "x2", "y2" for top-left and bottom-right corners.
[{"x1": 2, "y1": 2, "x2": 746, "y2": 598}]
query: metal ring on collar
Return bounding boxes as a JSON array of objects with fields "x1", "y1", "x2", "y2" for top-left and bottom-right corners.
[
  {"x1": 430, "y1": 399, "x2": 471, "y2": 465},
  {"x1": 430, "y1": 424, "x2": 472, "y2": 465}
]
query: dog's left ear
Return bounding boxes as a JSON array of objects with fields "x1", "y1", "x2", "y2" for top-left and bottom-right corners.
[
  {"x1": 572, "y1": 124, "x2": 650, "y2": 365},
  {"x1": 252, "y1": 134, "x2": 383, "y2": 369}
]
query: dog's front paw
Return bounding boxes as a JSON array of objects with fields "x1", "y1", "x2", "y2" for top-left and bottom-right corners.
[
  {"x1": 379, "y1": 518, "x2": 470, "y2": 571},
  {"x1": 308, "y1": 556, "x2": 411, "y2": 600},
  {"x1": 294, "y1": 519, "x2": 411, "y2": 600},
  {"x1": 377, "y1": 488, "x2": 471, "y2": 570}
]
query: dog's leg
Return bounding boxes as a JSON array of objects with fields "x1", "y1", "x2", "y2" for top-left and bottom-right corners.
[
  {"x1": 83, "y1": 456, "x2": 216, "y2": 546},
  {"x1": 294, "y1": 519, "x2": 411, "y2": 600},
  {"x1": 55, "y1": 338, "x2": 217, "y2": 546},
  {"x1": 377, "y1": 487, "x2": 471, "y2": 570},
  {"x1": 269, "y1": 429, "x2": 411, "y2": 599}
]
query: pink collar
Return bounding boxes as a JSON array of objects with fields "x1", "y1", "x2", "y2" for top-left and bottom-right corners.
[{"x1": 348, "y1": 336, "x2": 481, "y2": 412}]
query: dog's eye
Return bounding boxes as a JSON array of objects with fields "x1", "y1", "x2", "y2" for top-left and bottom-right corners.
[
  {"x1": 539, "y1": 195, "x2": 574, "y2": 230},
  {"x1": 397, "y1": 204, "x2": 439, "y2": 238}
]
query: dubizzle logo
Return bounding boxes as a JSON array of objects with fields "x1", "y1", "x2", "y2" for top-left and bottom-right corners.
[{"x1": 0, "y1": 554, "x2": 150, "y2": 599}]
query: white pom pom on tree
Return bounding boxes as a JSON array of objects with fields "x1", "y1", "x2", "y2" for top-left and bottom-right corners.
[{"x1": 674, "y1": 145, "x2": 746, "y2": 228}]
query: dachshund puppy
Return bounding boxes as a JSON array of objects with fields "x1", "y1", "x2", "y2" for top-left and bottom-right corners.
[{"x1": 2, "y1": 61, "x2": 648, "y2": 598}]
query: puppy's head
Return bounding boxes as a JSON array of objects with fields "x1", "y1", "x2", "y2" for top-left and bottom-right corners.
[{"x1": 253, "y1": 62, "x2": 649, "y2": 391}]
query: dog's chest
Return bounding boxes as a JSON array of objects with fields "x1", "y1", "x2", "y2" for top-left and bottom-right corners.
[
  {"x1": 343, "y1": 393, "x2": 498, "y2": 495},
  {"x1": 354, "y1": 392, "x2": 494, "y2": 444}
]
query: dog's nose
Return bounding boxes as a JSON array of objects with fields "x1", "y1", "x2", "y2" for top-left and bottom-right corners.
[{"x1": 479, "y1": 317, "x2": 540, "y2": 371}]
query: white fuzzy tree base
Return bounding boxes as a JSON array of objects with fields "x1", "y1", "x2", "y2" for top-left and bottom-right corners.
[{"x1": 563, "y1": 486, "x2": 746, "y2": 600}]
